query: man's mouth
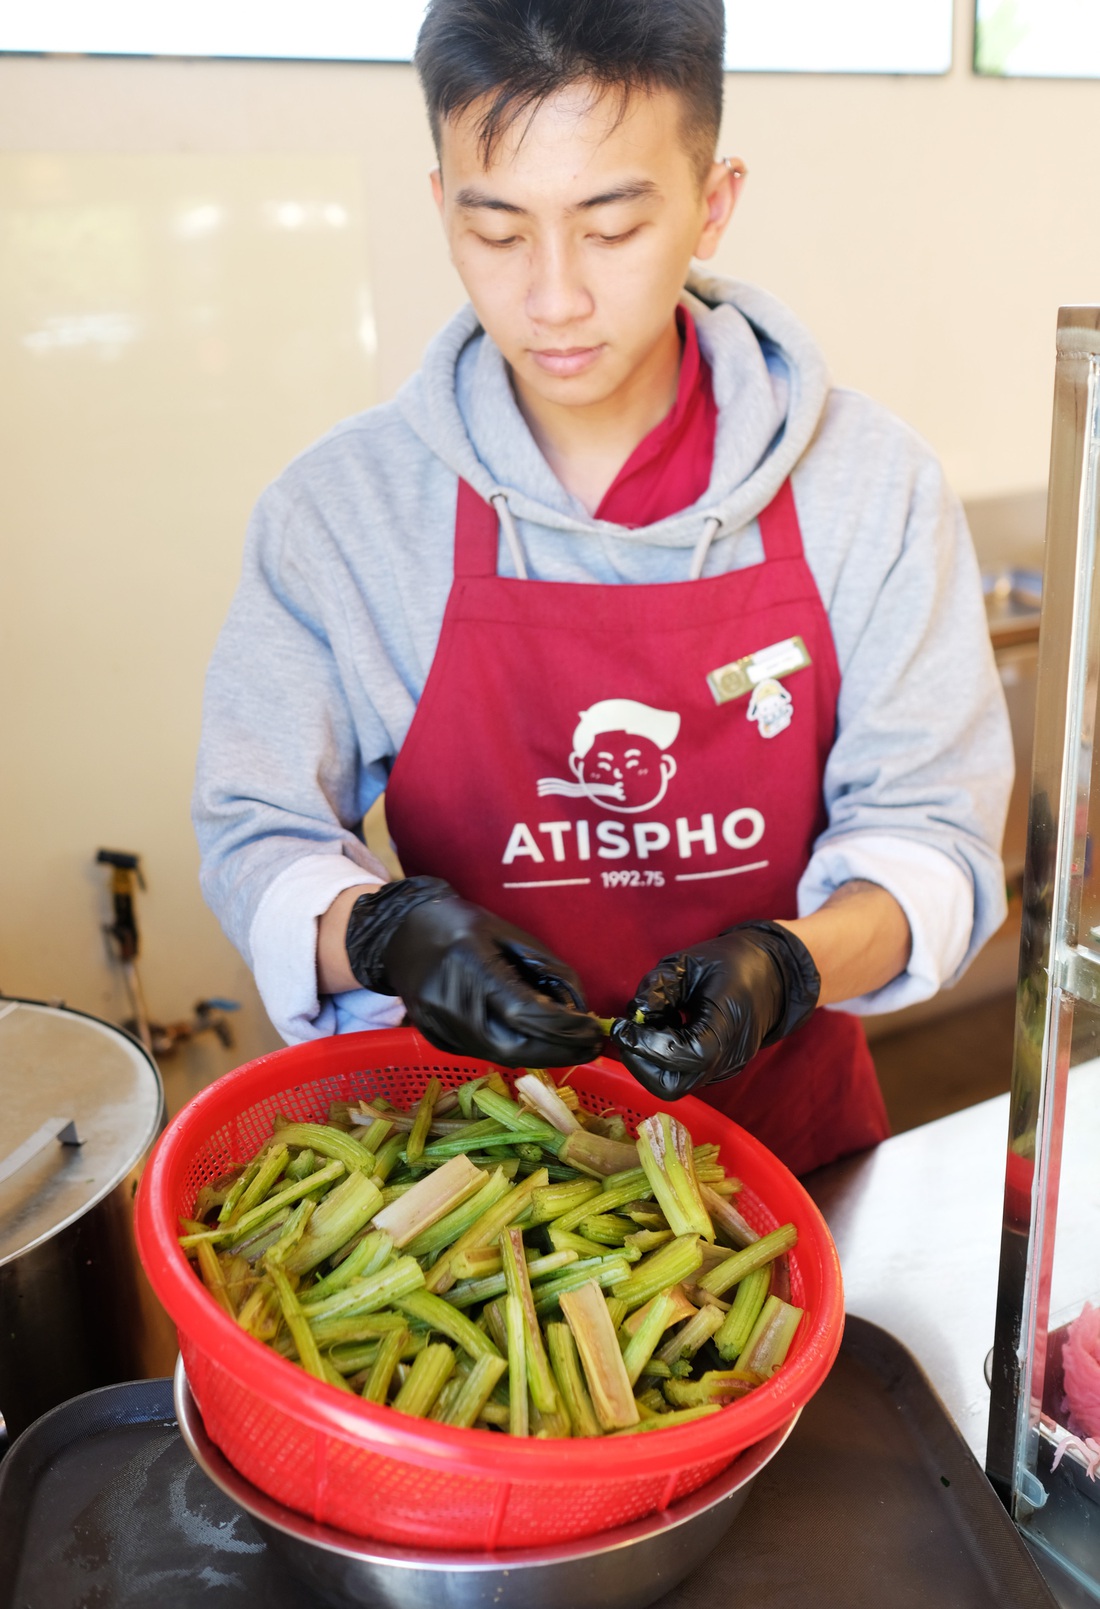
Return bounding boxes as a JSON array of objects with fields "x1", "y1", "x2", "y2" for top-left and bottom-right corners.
[{"x1": 529, "y1": 345, "x2": 604, "y2": 377}]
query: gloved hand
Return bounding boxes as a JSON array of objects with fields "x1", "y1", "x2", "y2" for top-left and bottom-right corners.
[
  {"x1": 345, "y1": 876, "x2": 603, "y2": 1067},
  {"x1": 609, "y1": 920, "x2": 820, "y2": 1100}
]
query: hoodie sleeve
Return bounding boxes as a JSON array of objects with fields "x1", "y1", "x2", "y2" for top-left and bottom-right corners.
[
  {"x1": 193, "y1": 482, "x2": 397, "y2": 1042},
  {"x1": 794, "y1": 401, "x2": 1013, "y2": 1012}
]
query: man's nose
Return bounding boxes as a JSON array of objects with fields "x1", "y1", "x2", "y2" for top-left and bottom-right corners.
[{"x1": 525, "y1": 238, "x2": 594, "y2": 329}]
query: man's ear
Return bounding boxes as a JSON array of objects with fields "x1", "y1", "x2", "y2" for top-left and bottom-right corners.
[
  {"x1": 569, "y1": 752, "x2": 585, "y2": 782},
  {"x1": 661, "y1": 753, "x2": 677, "y2": 781},
  {"x1": 693, "y1": 159, "x2": 744, "y2": 262},
  {"x1": 429, "y1": 167, "x2": 444, "y2": 217}
]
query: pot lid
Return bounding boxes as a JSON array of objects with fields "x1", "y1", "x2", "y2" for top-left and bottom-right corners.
[{"x1": 0, "y1": 998, "x2": 163, "y2": 1266}]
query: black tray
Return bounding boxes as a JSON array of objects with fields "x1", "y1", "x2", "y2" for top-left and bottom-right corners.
[{"x1": 0, "y1": 1318, "x2": 1058, "y2": 1608}]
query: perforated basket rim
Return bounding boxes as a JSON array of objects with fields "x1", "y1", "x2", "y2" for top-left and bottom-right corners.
[{"x1": 136, "y1": 1028, "x2": 844, "y2": 1482}]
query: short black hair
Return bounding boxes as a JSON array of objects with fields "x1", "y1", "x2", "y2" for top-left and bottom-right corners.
[{"x1": 415, "y1": 0, "x2": 725, "y2": 180}]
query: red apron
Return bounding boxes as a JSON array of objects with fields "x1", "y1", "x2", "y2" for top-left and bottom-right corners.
[{"x1": 385, "y1": 479, "x2": 889, "y2": 1175}]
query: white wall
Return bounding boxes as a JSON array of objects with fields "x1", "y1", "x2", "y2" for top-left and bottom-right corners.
[{"x1": 1, "y1": 3, "x2": 1095, "y2": 1088}]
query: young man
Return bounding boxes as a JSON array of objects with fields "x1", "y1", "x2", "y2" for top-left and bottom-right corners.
[{"x1": 194, "y1": 0, "x2": 1012, "y2": 1175}]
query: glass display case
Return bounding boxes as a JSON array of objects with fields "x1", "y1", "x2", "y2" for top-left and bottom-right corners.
[{"x1": 988, "y1": 308, "x2": 1100, "y2": 1600}]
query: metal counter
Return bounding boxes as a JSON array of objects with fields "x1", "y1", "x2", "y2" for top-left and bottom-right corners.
[{"x1": 805, "y1": 1059, "x2": 1100, "y2": 1607}]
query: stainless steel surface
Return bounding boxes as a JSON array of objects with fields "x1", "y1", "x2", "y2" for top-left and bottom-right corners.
[
  {"x1": 0, "y1": 999, "x2": 161, "y2": 1262},
  {"x1": 806, "y1": 1064, "x2": 1100, "y2": 1609},
  {"x1": 979, "y1": 306, "x2": 1100, "y2": 1602},
  {"x1": 173, "y1": 1357, "x2": 797, "y2": 1609},
  {"x1": 0, "y1": 999, "x2": 176, "y2": 1439},
  {"x1": 0, "y1": 1116, "x2": 81, "y2": 1188},
  {"x1": 806, "y1": 1063, "x2": 1100, "y2": 1465}
]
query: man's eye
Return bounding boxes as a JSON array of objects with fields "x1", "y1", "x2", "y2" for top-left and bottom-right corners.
[
  {"x1": 594, "y1": 228, "x2": 639, "y2": 246},
  {"x1": 480, "y1": 235, "x2": 518, "y2": 249}
]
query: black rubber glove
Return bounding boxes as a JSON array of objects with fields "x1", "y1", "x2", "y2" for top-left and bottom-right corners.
[
  {"x1": 609, "y1": 920, "x2": 820, "y2": 1101},
  {"x1": 345, "y1": 876, "x2": 603, "y2": 1068}
]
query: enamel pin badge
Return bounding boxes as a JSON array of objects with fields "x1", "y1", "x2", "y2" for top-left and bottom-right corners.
[{"x1": 746, "y1": 677, "x2": 793, "y2": 739}]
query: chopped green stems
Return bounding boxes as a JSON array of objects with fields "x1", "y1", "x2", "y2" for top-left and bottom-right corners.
[
  {"x1": 514, "y1": 1073, "x2": 582, "y2": 1135},
  {"x1": 625, "y1": 1229, "x2": 673, "y2": 1255},
  {"x1": 500, "y1": 1229, "x2": 562, "y2": 1417},
  {"x1": 361, "y1": 1326, "x2": 411, "y2": 1403},
  {"x1": 472, "y1": 1087, "x2": 563, "y2": 1153},
  {"x1": 612, "y1": 1404, "x2": 722, "y2": 1435},
  {"x1": 622, "y1": 1284, "x2": 696, "y2": 1339},
  {"x1": 663, "y1": 1370, "x2": 755, "y2": 1409},
  {"x1": 265, "y1": 1259, "x2": 327, "y2": 1382},
  {"x1": 282, "y1": 1172, "x2": 384, "y2": 1275},
  {"x1": 217, "y1": 1157, "x2": 261, "y2": 1224},
  {"x1": 263, "y1": 1199, "x2": 317, "y2": 1267},
  {"x1": 300, "y1": 1255, "x2": 425, "y2": 1323},
  {"x1": 371, "y1": 1133, "x2": 407, "y2": 1182},
  {"x1": 636, "y1": 1115, "x2": 713, "y2": 1241},
  {"x1": 546, "y1": 1321, "x2": 601, "y2": 1437},
  {"x1": 696, "y1": 1223, "x2": 798, "y2": 1298},
  {"x1": 284, "y1": 1148, "x2": 317, "y2": 1182},
  {"x1": 558, "y1": 1130, "x2": 639, "y2": 1178},
  {"x1": 560, "y1": 1282, "x2": 639, "y2": 1431},
  {"x1": 576, "y1": 1212, "x2": 633, "y2": 1246},
  {"x1": 304, "y1": 1312, "x2": 411, "y2": 1349},
  {"x1": 604, "y1": 1296, "x2": 628, "y2": 1330},
  {"x1": 234, "y1": 1144, "x2": 290, "y2": 1219},
  {"x1": 405, "y1": 1076, "x2": 441, "y2": 1167},
  {"x1": 354, "y1": 1117, "x2": 394, "y2": 1153},
  {"x1": 528, "y1": 1179, "x2": 602, "y2": 1224},
  {"x1": 444, "y1": 1250, "x2": 578, "y2": 1310},
  {"x1": 701, "y1": 1184, "x2": 758, "y2": 1249},
  {"x1": 592, "y1": 1016, "x2": 616, "y2": 1036},
  {"x1": 655, "y1": 1302, "x2": 726, "y2": 1366},
  {"x1": 452, "y1": 1246, "x2": 503, "y2": 1281},
  {"x1": 735, "y1": 1296, "x2": 804, "y2": 1381},
  {"x1": 532, "y1": 1256, "x2": 632, "y2": 1317},
  {"x1": 548, "y1": 1224, "x2": 610, "y2": 1261},
  {"x1": 184, "y1": 1072, "x2": 805, "y2": 1440},
  {"x1": 505, "y1": 1294, "x2": 528, "y2": 1437},
  {"x1": 405, "y1": 1167, "x2": 512, "y2": 1260},
  {"x1": 635, "y1": 1388, "x2": 668, "y2": 1417},
  {"x1": 418, "y1": 1119, "x2": 513, "y2": 1161},
  {"x1": 236, "y1": 1279, "x2": 280, "y2": 1339},
  {"x1": 441, "y1": 1354, "x2": 509, "y2": 1428},
  {"x1": 553, "y1": 1172, "x2": 650, "y2": 1233},
  {"x1": 180, "y1": 1159, "x2": 346, "y2": 1249},
  {"x1": 352, "y1": 1102, "x2": 417, "y2": 1132},
  {"x1": 372, "y1": 1154, "x2": 488, "y2": 1249},
  {"x1": 196, "y1": 1242, "x2": 236, "y2": 1317},
  {"x1": 714, "y1": 1266, "x2": 772, "y2": 1361},
  {"x1": 457, "y1": 1076, "x2": 487, "y2": 1120},
  {"x1": 274, "y1": 1124, "x2": 376, "y2": 1174},
  {"x1": 612, "y1": 1236, "x2": 704, "y2": 1311},
  {"x1": 621, "y1": 1291, "x2": 681, "y2": 1386},
  {"x1": 392, "y1": 1343, "x2": 455, "y2": 1418},
  {"x1": 307, "y1": 1230, "x2": 394, "y2": 1302},
  {"x1": 424, "y1": 1168, "x2": 549, "y2": 1294},
  {"x1": 395, "y1": 1289, "x2": 502, "y2": 1361}
]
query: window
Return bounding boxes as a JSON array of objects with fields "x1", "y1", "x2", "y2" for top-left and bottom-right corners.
[{"x1": 1, "y1": 0, "x2": 954, "y2": 74}]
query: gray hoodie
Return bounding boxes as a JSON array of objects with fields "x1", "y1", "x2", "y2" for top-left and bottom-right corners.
[{"x1": 194, "y1": 271, "x2": 1013, "y2": 1043}]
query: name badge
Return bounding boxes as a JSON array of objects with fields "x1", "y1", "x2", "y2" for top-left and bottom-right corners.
[{"x1": 706, "y1": 636, "x2": 812, "y2": 705}]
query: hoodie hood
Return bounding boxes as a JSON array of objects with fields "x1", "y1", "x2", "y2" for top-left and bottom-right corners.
[{"x1": 395, "y1": 269, "x2": 831, "y2": 547}]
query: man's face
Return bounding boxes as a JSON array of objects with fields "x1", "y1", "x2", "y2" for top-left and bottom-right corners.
[
  {"x1": 571, "y1": 731, "x2": 674, "y2": 812},
  {"x1": 431, "y1": 83, "x2": 736, "y2": 418}
]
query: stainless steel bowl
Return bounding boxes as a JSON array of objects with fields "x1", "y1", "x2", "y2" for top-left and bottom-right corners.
[{"x1": 174, "y1": 1357, "x2": 797, "y2": 1609}]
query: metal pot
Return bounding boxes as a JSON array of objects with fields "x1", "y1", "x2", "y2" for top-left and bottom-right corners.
[
  {"x1": 175, "y1": 1356, "x2": 797, "y2": 1609},
  {"x1": 0, "y1": 997, "x2": 177, "y2": 1442}
]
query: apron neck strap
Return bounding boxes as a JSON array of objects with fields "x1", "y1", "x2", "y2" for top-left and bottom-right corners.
[
  {"x1": 454, "y1": 478, "x2": 501, "y2": 577},
  {"x1": 757, "y1": 479, "x2": 805, "y2": 562}
]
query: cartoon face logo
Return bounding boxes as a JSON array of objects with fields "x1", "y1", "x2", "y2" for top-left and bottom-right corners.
[{"x1": 537, "y1": 698, "x2": 680, "y2": 813}]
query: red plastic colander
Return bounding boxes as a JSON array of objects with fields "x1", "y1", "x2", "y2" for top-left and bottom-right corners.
[{"x1": 135, "y1": 1028, "x2": 843, "y2": 1550}]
